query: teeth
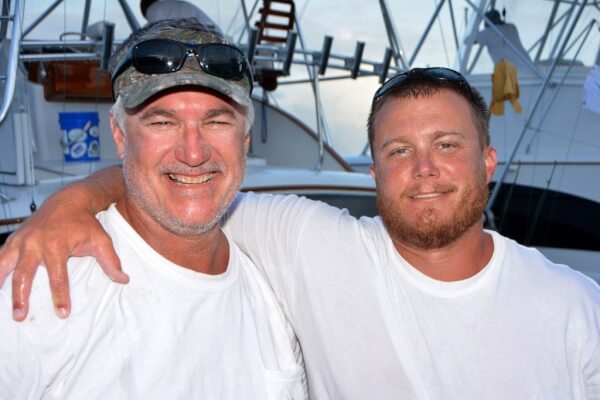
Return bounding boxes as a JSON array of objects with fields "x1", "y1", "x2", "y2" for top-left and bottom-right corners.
[
  {"x1": 168, "y1": 173, "x2": 214, "y2": 184},
  {"x1": 412, "y1": 193, "x2": 442, "y2": 199}
]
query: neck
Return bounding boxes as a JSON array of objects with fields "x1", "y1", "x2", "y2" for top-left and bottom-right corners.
[
  {"x1": 116, "y1": 200, "x2": 230, "y2": 275},
  {"x1": 392, "y1": 223, "x2": 494, "y2": 281}
]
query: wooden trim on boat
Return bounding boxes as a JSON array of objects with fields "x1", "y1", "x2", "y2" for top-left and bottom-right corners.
[
  {"x1": 0, "y1": 216, "x2": 27, "y2": 227},
  {"x1": 28, "y1": 60, "x2": 113, "y2": 103}
]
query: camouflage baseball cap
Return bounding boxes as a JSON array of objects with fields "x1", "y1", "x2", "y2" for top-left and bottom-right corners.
[{"x1": 111, "y1": 19, "x2": 253, "y2": 109}]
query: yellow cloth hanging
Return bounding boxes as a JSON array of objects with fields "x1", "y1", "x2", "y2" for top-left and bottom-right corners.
[{"x1": 490, "y1": 59, "x2": 523, "y2": 116}]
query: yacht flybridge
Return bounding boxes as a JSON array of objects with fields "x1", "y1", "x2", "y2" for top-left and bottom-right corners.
[{"x1": 0, "y1": 0, "x2": 598, "y2": 282}]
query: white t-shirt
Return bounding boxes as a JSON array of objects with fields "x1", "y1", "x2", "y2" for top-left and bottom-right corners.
[
  {"x1": 0, "y1": 204, "x2": 306, "y2": 400},
  {"x1": 224, "y1": 192, "x2": 600, "y2": 399}
]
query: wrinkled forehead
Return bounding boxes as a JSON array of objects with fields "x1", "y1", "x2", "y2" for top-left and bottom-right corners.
[
  {"x1": 152, "y1": 86, "x2": 246, "y2": 110},
  {"x1": 123, "y1": 86, "x2": 249, "y2": 122}
]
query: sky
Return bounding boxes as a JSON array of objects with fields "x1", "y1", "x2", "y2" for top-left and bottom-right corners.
[{"x1": 22, "y1": 0, "x2": 600, "y2": 155}]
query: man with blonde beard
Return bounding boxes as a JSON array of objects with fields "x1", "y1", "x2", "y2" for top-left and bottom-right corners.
[{"x1": 1, "y1": 67, "x2": 599, "y2": 399}]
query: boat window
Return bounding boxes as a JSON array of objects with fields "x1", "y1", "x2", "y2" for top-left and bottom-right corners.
[
  {"x1": 489, "y1": 184, "x2": 600, "y2": 252},
  {"x1": 302, "y1": 193, "x2": 378, "y2": 218}
]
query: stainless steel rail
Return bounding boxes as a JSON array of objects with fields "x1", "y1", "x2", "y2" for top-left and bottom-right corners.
[
  {"x1": 485, "y1": 0, "x2": 590, "y2": 217},
  {"x1": 0, "y1": 0, "x2": 22, "y2": 125}
]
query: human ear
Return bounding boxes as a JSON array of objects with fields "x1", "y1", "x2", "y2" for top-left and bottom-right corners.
[
  {"x1": 369, "y1": 162, "x2": 377, "y2": 181},
  {"x1": 109, "y1": 116, "x2": 126, "y2": 159},
  {"x1": 483, "y1": 146, "x2": 497, "y2": 182},
  {"x1": 244, "y1": 133, "x2": 250, "y2": 154}
]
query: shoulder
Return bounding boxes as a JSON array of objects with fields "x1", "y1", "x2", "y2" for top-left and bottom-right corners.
[
  {"x1": 495, "y1": 232, "x2": 600, "y2": 303},
  {"x1": 228, "y1": 191, "x2": 350, "y2": 224},
  {"x1": 5, "y1": 206, "x2": 122, "y2": 338},
  {"x1": 237, "y1": 191, "x2": 382, "y2": 231},
  {"x1": 14, "y1": 256, "x2": 110, "y2": 328},
  {"x1": 234, "y1": 191, "x2": 382, "y2": 219},
  {"x1": 0, "y1": 255, "x2": 108, "y2": 386},
  {"x1": 225, "y1": 192, "x2": 385, "y2": 261}
]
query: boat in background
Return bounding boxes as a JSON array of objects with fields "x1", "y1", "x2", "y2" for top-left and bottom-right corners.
[
  {"x1": 0, "y1": 0, "x2": 378, "y2": 246},
  {"x1": 0, "y1": 0, "x2": 598, "y2": 282}
]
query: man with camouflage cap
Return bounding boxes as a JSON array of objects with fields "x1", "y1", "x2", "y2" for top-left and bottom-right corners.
[{"x1": 0, "y1": 18, "x2": 306, "y2": 399}]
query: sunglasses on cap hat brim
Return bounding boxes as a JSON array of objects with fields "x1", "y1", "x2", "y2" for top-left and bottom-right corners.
[{"x1": 111, "y1": 38, "x2": 253, "y2": 99}]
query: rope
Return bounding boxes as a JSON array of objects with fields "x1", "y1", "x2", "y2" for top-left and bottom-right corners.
[
  {"x1": 497, "y1": 160, "x2": 521, "y2": 234},
  {"x1": 525, "y1": 161, "x2": 557, "y2": 245},
  {"x1": 541, "y1": 95, "x2": 587, "y2": 246}
]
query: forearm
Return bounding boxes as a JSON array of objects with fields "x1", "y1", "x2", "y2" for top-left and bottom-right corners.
[{"x1": 47, "y1": 164, "x2": 125, "y2": 215}]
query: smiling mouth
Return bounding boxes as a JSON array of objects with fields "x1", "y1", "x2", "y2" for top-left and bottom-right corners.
[
  {"x1": 411, "y1": 192, "x2": 444, "y2": 199},
  {"x1": 168, "y1": 173, "x2": 215, "y2": 185}
]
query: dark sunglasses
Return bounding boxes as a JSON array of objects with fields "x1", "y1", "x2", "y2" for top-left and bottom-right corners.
[
  {"x1": 111, "y1": 38, "x2": 253, "y2": 91},
  {"x1": 373, "y1": 67, "x2": 468, "y2": 103}
]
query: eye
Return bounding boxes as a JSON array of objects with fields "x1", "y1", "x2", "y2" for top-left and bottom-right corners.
[
  {"x1": 207, "y1": 115, "x2": 236, "y2": 125},
  {"x1": 147, "y1": 120, "x2": 179, "y2": 131},
  {"x1": 437, "y1": 141, "x2": 458, "y2": 151},
  {"x1": 151, "y1": 121, "x2": 174, "y2": 127},
  {"x1": 389, "y1": 147, "x2": 409, "y2": 157},
  {"x1": 204, "y1": 118, "x2": 236, "y2": 131},
  {"x1": 207, "y1": 120, "x2": 230, "y2": 125}
]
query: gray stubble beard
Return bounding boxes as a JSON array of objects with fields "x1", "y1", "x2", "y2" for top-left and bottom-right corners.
[{"x1": 121, "y1": 152, "x2": 246, "y2": 238}]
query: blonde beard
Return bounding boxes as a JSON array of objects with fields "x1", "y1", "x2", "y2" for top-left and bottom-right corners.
[{"x1": 377, "y1": 168, "x2": 489, "y2": 250}]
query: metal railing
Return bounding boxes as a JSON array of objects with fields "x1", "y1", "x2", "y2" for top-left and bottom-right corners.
[
  {"x1": 0, "y1": 0, "x2": 23, "y2": 124},
  {"x1": 485, "y1": 0, "x2": 591, "y2": 219}
]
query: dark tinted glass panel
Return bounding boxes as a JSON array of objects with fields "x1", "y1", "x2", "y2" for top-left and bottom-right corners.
[
  {"x1": 489, "y1": 183, "x2": 600, "y2": 251},
  {"x1": 303, "y1": 193, "x2": 378, "y2": 218}
]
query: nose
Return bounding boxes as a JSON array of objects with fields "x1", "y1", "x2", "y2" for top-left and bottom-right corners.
[
  {"x1": 412, "y1": 150, "x2": 439, "y2": 179},
  {"x1": 174, "y1": 124, "x2": 211, "y2": 167}
]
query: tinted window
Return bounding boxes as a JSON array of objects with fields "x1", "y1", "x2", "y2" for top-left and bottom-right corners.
[
  {"x1": 489, "y1": 183, "x2": 600, "y2": 251},
  {"x1": 303, "y1": 193, "x2": 378, "y2": 218}
]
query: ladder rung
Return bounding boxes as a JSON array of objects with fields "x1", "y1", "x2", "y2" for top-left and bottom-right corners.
[
  {"x1": 258, "y1": 8, "x2": 293, "y2": 18},
  {"x1": 0, "y1": 16, "x2": 13, "y2": 21},
  {"x1": 259, "y1": 21, "x2": 292, "y2": 30},
  {"x1": 258, "y1": 34, "x2": 288, "y2": 43}
]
